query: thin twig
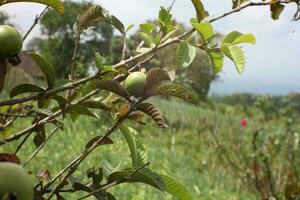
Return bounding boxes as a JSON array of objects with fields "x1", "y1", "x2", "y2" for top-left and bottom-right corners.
[
  {"x1": 69, "y1": 36, "x2": 80, "y2": 81},
  {"x1": 14, "y1": 129, "x2": 33, "y2": 154},
  {"x1": 23, "y1": 127, "x2": 59, "y2": 167},
  {"x1": 77, "y1": 162, "x2": 150, "y2": 200},
  {"x1": 168, "y1": 0, "x2": 176, "y2": 12},
  {"x1": 23, "y1": 6, "x2": 48, "y2": 41},
  {"x1": 121, "y1": 33, "x2": 127, "y2": 60}
]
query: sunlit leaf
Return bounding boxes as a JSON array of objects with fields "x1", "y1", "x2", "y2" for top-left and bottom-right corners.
[
  {"x1": 119, "y1": 124, "x2": 148, "y2": 167},
  {"x1": 140, "y1": 23, "x2": 155, "y2": 35},
  {"x1": 191, "y1": 0, "x2": 207, "y2": 22},
  {"x1": 192, "y1": 22, "x2": 214, "y2": 44},
  {"x1": 176, "y1": 42, "x2": 196, "y2": 68},
  {"x1": 222, "y1": 44, "x2": 245, "y2": 73},
  {"x1": 223, "y1": 31, "x2": 256, "y2": 45},
  {"x1": 95, "y1": 52, "x2": 105, "y2": 70},
  {"x1": 161, "y1": 174, "x2": 194, "y2": 200},
  {"x1": 206, "y1": 49, "x2": 224, "y2": 73}
]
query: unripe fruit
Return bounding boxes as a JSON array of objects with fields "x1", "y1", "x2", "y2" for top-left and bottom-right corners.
[
  {"x1": 124, "y1": 71, "x2": 147, "y2": 97},
  {"x1": 0, "y1": 25, "x2": 23, "y2": 59},
  {"x1": 0, "y1": 162, "x2": 34, "y2": 200}
]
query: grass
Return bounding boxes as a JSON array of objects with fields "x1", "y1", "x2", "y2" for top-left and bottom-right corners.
[{"x1": 1, "y1": 98, "x2": 271, "y2": 200}]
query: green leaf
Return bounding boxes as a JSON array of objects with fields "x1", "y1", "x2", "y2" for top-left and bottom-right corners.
[
  {"x1": 0, "y1": 0, "x2": 64, "y2": 15},
  {"x1": 155, "y1": 83, "x2": 198, "y2": 103},
  {"x1": 76, "y1": 5, "x2": 105, "y2": 35},
  {"x1": 159, "y1": 7, "x2": 172, "y2": 26},
  {"x1": 158, "y1": 7, "x2": 174, "y2": 35},
  {"x1": 108, "y1": 168, "x2": 167, "y2": 192},
  {"x1": 191, "y1": 0, "x2": 207, "y2": 22},
  {"x1": 206, "y1": 49, "x2": 224, "y2": 73},
  {"x1": 28, "y1": 52, "x2": 56, "y2": 89},
  {"x1": 145, "y1": 68, "x2": 171, "y2": 94},
  {"x1": 160, "y1": 174, "x2": 193, "y2": 200},
  {"x1": 80, "y1": 100, "x2": 110, "y2": 111},
  {"x1": 140, "y1": 23, "x2": 155, "y2": 35},
  {"x1": 119, "y1": 124, "x2": 148, "y2": 167},
  {"x1": 52, "y1": 95, "x2": 67, "y2": 113},
  {"x1": 222, "y1": 45, "x2": 245, "y2": 73},
  {"x1": 137, "y1": 103, "x2": 168, "y2": 128},
  {"x1": 232, "y1": 34, "x2": 256, "y2": 45},
  {"x1": 85, "y1": 79, "x2": 130, "y2": 100},
  {"x1": 95, "y1": 52, "x2": 105, "y2": 70},
  {"x1": 176, "y1": 42, "x2": 196, "y2": 68},
  {"x1": 125, "y1": 24, "x2": 135, "y2": 33},
  {"x1": 223, "y1": 31, "x2": 256, "y2": 45},
  {"x1": 223, "y1": 31, "x2": 242, "y2": 44},
  {"x1": 192, "y1": 22, "x2": 214, "y2": 44},
  {"x1": 109, "y1": 15, "x2": 125, "y2": 34},
  {"x1": 70, "y1": 105, "x2": 99, "y2": 120},
  {"x1": 271, "y1": 3, "x2": 285, "y2": 20},
  {"x1": 101, "y1": 160, "x2": 120, "y2": 179},
  {"x1": 10, "y1": 83, "x2": 45, "y2": 98},
  {"x1": 138, "y1": 32, "x2": 154, "y2": 47}
]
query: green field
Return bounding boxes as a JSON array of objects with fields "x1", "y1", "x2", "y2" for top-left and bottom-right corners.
[{"x1": 2, "y1": 96, "x2": 298, "y2": 200}]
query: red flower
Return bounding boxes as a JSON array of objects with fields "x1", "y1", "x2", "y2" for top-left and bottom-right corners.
[
  {"x1": 287, "y1": 171, "x2": 294, "y2": 178},
  {"x1": 253, "y1": 163, "x2": 260, "y2": 173},
  {"x1": 240, "y1": 117, "x2": 248, "y2": 127}
]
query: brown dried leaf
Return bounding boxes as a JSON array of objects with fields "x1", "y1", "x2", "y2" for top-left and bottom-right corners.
[
  {"x1": 0, "y1": 153, "x2": 20, "y2": 164},
  {"x1": 137, "y1": 103, "x2": 168, "y2": 128},
  {"x1": 85, "y1": 136, "x2": 113, "y2": 149}
]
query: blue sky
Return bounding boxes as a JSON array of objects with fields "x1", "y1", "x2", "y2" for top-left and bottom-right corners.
[{"x1": 0, "y1": 0, "x2": 299, "y2": 95}]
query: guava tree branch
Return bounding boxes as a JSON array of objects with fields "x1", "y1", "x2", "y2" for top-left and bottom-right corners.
[
  {"x1": 23, "y1": 6, "x2": 48, "y2": 41},
  {"x1": 210, "y1": 0, "x2": 294, "y2": 23},
  {"x1": 23, "y1": 127, "x2": 60, "y2": 167}
]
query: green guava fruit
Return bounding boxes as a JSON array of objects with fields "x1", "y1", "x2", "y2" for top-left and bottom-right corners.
[
  {"x1": 0, "y1": 162, "x2": 34, "y2": 200},
  {"x1": 124, "y1": 71, "x2": 147, "y2": 97},
  {"x1": 0, "y1": 25, "x2": 23, "y2": 59}
]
